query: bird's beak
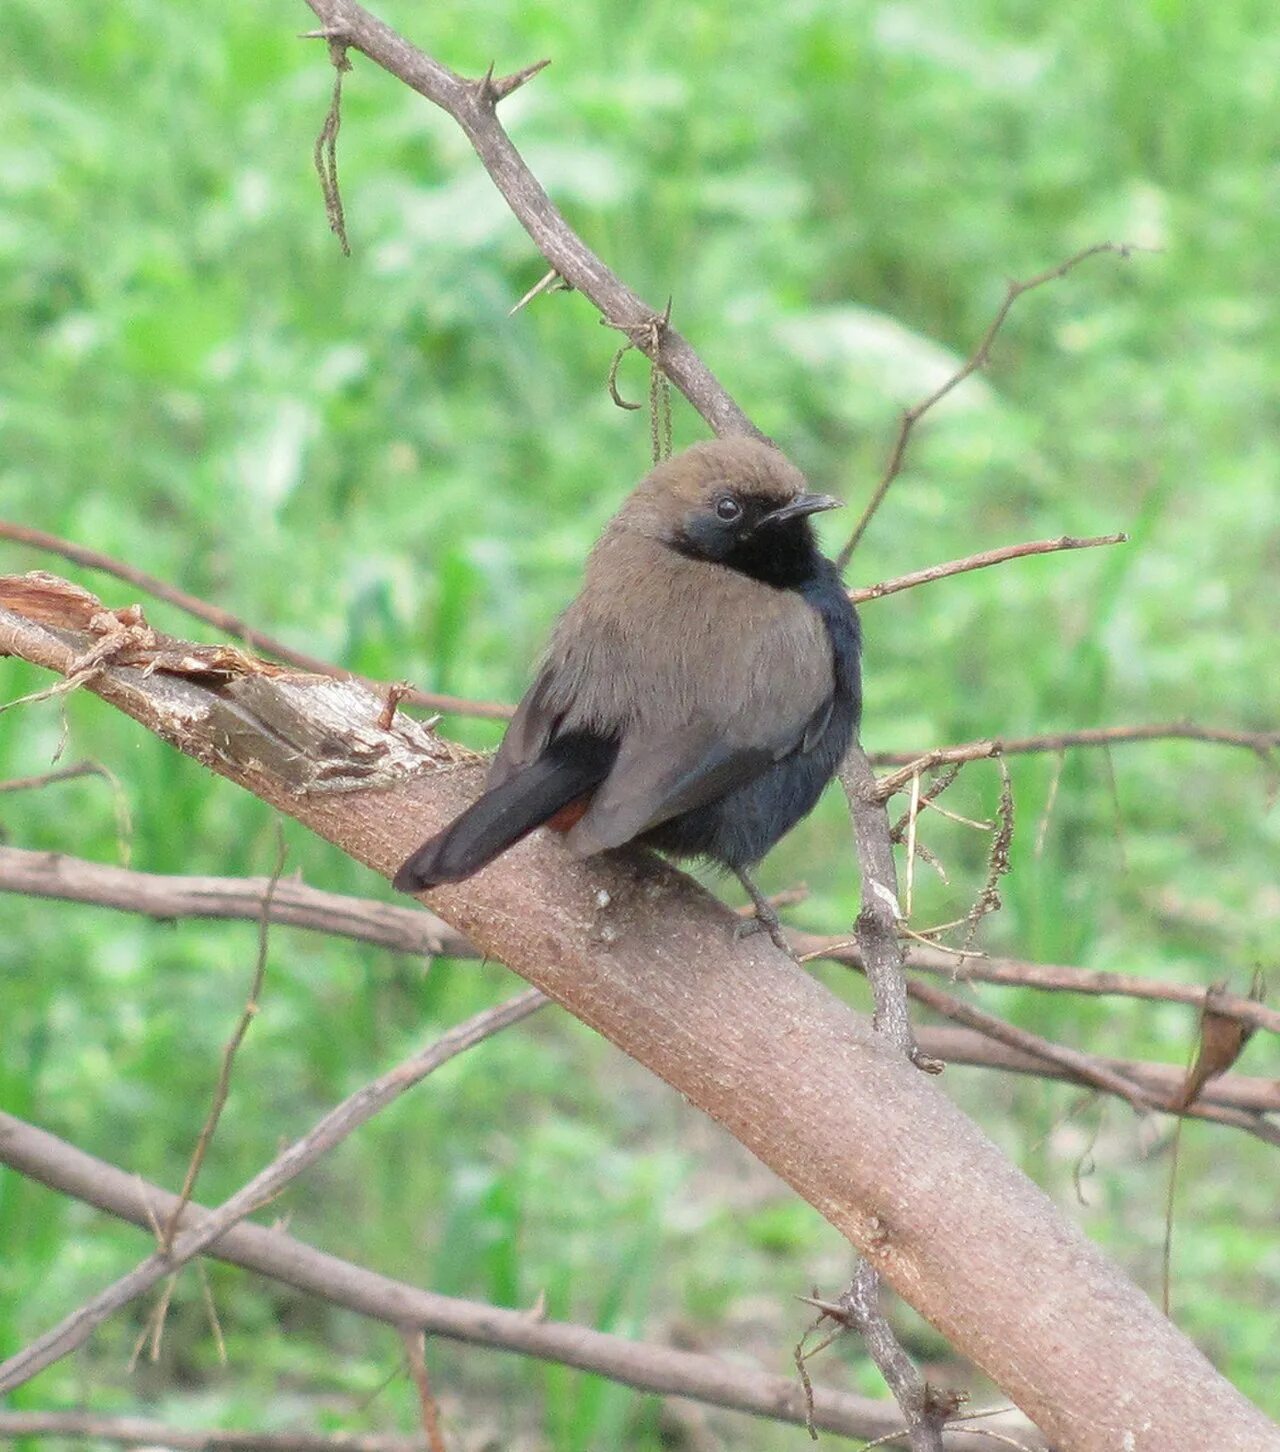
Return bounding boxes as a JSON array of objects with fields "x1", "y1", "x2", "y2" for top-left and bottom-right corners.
[{"x1": 762, "y1": 492, "x2": 844, "y2": 526}]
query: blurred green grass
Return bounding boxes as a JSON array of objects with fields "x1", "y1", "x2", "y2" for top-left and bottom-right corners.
[{"x1": 2, "y1": 0, "x2": 1277, "y2": 1443}]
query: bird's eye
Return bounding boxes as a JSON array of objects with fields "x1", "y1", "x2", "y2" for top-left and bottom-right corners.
[{"x1": 714, "y1": 495, "x2": 743, "y2": 522}]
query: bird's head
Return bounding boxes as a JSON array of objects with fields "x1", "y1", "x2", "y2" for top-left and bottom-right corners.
[{"x1": 625, "y1": 439, "x2": 842, "y2": 587}]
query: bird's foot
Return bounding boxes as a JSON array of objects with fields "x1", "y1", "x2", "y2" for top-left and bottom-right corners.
[
  {"x1": 731, "y1": 867, "x2": 797, "y2": 958},
  {"x1": 733, "y1": 905, "x2": 795, "y2": 959}
]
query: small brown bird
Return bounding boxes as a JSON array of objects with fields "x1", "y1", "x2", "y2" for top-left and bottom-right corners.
[{"x1": 394, "y1": 438, "x2": 862, "y2": 947}]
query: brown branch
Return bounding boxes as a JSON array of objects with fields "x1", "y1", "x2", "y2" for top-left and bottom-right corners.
[
  {"x1": 0, "y1": 1414, "x2": 426, "y2": 1452},
  {"x1": 802, "y1": 1263, "x2": 962, "y2": 1452},
  {"x1": 301, "y1": 0, "x2": 762, "y2": 441},
  {"x1": 914, "y1": 1026, "x2": 1279, "y2": 1115},
  {"x1": 0, "y1": 522, "x2": 514, "y2": 721},
  {"x1": 5, "y1": 843, "x2": 1272, "y2": 1101},
  {"x1": 0, "y1": 987, "x2": 546, "y2": 1394},
  {"x1": 0, "y1": 845, "x2": 475, "y2": 957},
  {"x1": 849, "y1": 534, "x2": 1127, "y2": 604},
  {"x1": 0, "y1": 1116, "x2": 1037, "y2": 1452},
  {"x1": 4, "y1": 582, "x2": 1274, "y2": 1445},
  {"x1": 401, "y1": 1330, "x2": 448, "y2": 1452},
  {"x1": 835, "y1": 243, "x2": 1134, "y2": 570},
  {"x1": 872, "y1": 723, "x2": 1280, "y2": 795},
  {"x1": 901, "y1": 978, "x2": 1280, "y2": 1145},
  {"x1": 0, "y1": 760, "x2": 109, "y2": 793}
]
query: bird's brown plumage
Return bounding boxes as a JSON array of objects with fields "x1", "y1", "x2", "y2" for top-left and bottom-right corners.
[{"x1": 394, "y1": 437, "x2": 861, "y2": 938}]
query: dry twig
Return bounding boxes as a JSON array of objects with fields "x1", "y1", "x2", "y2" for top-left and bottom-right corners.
[
  {"x1": 0, "y1": 991, "x2": 545, "y2": 1394},
  {"x1": 835, "y1": 242, "x2": 1135, "y2": 570}
]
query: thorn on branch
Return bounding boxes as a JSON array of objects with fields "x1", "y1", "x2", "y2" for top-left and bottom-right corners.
[
  {"x1": 509, "y1": 266, "x2": 571, "y2": 316},
  {"x1": 474, "y1": 56, "x2": 552, "y2": 107}
]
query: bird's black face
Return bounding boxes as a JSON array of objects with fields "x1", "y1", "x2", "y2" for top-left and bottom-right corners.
[{"x1": 675, "y1": 488, "x2": 842, "y2": 588}]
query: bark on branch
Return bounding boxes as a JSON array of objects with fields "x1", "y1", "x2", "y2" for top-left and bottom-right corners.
[{"x1": 2, "y1": 572, "x2": 1274, "y2": 1451}]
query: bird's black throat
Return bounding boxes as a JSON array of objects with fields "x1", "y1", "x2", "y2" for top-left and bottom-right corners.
[{"x1": 671, "y1": 504, "x2": 826, "y2": 591}]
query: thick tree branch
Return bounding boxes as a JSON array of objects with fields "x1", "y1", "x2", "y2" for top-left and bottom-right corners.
[
  {"x1": 0, "y1": 1116, "x2": 1038, "y2": 1451},
  {"x1": 2, "y1": 576, "x2": 1274, "y2": 1449},
  {"x1": 0, "y1": 522, "x2": 511, "y2": 721}
]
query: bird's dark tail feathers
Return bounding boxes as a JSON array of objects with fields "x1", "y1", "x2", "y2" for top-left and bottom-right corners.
[{"x1": 392, "y1": 734, "x2": 616, "y2": 893}]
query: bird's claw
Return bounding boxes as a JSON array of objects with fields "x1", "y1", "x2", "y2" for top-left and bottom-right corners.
[{"x1": 734, "y1": 911, "x2": 796, "y2": 959}]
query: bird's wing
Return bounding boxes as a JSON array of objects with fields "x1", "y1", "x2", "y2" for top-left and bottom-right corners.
[
  {"x1": 565, "y1": 688, "x2": 829, "y2": 856},
  {"x1": 487, "y1": 664, "x2": 562, "y2": 789}
]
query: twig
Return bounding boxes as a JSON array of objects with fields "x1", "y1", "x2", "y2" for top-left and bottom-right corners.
[
  {"x1": 0, "y1": 1118, "x2": 1029, "y2": 1450},
  {"x1": 872, "y1": 722, "x2": 1280, "y2": 795},
  {"x1": 0, "y1": 761, "x2": 108, "y2": 794},
  {"x1": 912, "y1": 1026, "x2": 1278, "y2": 1115},
  {"x1": 0, "y1": 991, "x2": 546, "y2": 1394},
  {"x1": 0, "y1": 522, "x2": 514, "y2": 721},
  {"x1": 848, "y1": 534, "x2": 1126, "y2": 603},
  {"x1": 835, "y1": 243, "x2": 1135, "y2": 570},
  {"x1": 313, "y1": 38, "x2": 353, "y2": 254},
  {"x1": 401, "y1": 1329, "x2": 448, "y2": 1452},
  {"x1": 802, "y1": 1263, "x2": 963, "y2": 1452},
  {"x1": 902, "y1": 978, "x2": 1280, "y2": 1144},
  {"x1": 299, "y1": 0, "x2": 762, "y2": 440},
  {"x1": 164, "y1": 827, "x2": 288, "y2": 1249}
]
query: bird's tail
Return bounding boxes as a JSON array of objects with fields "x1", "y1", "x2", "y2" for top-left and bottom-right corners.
[{"x1": 392, "y1": 735, "x2": 616, "y2": 893}]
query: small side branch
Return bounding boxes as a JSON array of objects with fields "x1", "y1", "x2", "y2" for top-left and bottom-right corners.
[
  {"x1": 849, "y1": 533, "x2": 1126, "y2": 604},
  {"x1": 836, "y1": 242, "x2": 1135, "y2": 570},
  {"x1": 872, "y1": 723, "x2": 1280, "y2": 797}
]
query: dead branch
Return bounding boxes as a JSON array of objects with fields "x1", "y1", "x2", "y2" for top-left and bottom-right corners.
[
  {"x1": 2, "y1": 577, "x2": 1274, "y2": 1448},
  {"x1": 0, "y1": 522, "x2": 512, "y2": 721},
  {"x1": 835, "y1": 242, "x2": 1134, "y2": 570},
  {"x1": 912, "y1": 1027, "x2": 1279, "y2": 1115},
  {"x1": 873, "y1": 723, "x2": 1280, "y2": 795},
  {"x1": 903, "y1": 976, "x2": 1279, "y2": 1145},
  {"x1": 0, "y1": 982, "x2": 545, "y2": 1394},
  {"x1": 0, "y1": 1115, "x2": 1038, "y2": 1451},
  {"x1": 848, "y1": 533, "x2": 1127, "y2": 604}
]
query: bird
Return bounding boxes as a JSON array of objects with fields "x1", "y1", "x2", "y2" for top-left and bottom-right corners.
[{"x1": 393, "y1": 437, "x2": 862, "y2": 949}]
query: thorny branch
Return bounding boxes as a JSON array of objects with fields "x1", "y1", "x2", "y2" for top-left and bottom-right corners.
[
  {"x1": 834, "y1": 242, "x2": 1136, "y2": 570},
  {"x1": 801, "y1": 1263, "x2": 963, "y2": 1452},
  {"x1": 302, "y1": 0, "x2": 761, "y2": 439}
]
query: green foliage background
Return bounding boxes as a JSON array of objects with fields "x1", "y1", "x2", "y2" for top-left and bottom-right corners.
[{"x1": 2, "y1": 0, "x2": 1277, "y2": 1445}]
